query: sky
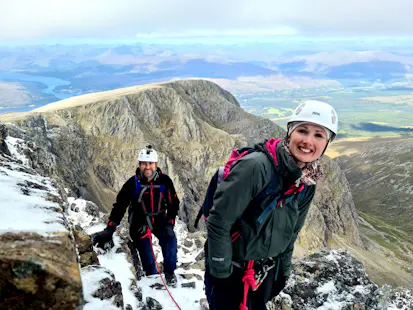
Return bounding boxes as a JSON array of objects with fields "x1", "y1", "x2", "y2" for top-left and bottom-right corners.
[{"x1": 1, "y1": 0, "x2": 413, "y2": 44}]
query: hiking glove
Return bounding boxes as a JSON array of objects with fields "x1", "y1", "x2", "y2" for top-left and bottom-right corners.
[
  {"x1": 165, "y1": 219, "x2": 175, "y2": 239},
  {"x1": 92, "y1": 223, "x2": 116, "y2": 250},
  {"x1": 271, "y1": 275, "x2": 287, "y2": 298}
]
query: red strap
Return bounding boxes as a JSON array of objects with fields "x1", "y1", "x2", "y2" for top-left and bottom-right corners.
[
  {"x1": 223, "y1": 149, "x2": 249, "y2": 179},
  {"x1": 265, "y1": 138, "x2": 281, "y2": 167},
  {"x1": 284, "y1": 183, "x2": 305, "y2": 196},
  {"x1": 240, "y1": 260, "x2": 257, "y2": 309},
  {"x1": 231, "y1": 231, "x2": 241, "y2": 242},
  {"x1": 140, "y1": 227, "x2": 152, "y2": 239}
]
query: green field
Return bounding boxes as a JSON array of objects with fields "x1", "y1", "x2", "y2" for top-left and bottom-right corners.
[{"x1": 239, "y1": 87, "x2": 413, "y2": 139}]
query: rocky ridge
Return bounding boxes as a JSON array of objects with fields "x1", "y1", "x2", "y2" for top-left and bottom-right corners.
[
  {"x1": 0, "y1": 79, "x2": 361, "y2": 256},
  {"x1": 0, "y1": 131, "x2": 82, "y2": 309}
]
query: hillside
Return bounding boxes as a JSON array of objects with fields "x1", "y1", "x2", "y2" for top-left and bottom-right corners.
[
  {"x1": 327, "y1": 136, "x2": 413, "y2": 286},
  {"x1": 2, "y1": 124, "x2": 412, "y2": 309}
]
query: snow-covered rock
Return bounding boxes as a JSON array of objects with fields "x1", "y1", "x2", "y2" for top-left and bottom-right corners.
[
  {"x1": 268, "y1": 249, "x2": 413, "y2": 310},
  {"x1": 0, "y1": 134, "x2": 82, "y2": 310}
]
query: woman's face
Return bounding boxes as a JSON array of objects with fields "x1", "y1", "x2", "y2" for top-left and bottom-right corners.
[{"x1": 288, "y1": 123, "x2": 329, "y2": 167}]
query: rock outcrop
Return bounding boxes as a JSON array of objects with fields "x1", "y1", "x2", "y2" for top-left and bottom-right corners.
[
  {"x1": 268, "y1": 249, "x2": 413, "y2": 310},
  {"x1": 0, "y1": 121, "x2": 10, "y2": 155},
  {"x1": 0, "y1": 135, "x2": 82, "y2": 309}
]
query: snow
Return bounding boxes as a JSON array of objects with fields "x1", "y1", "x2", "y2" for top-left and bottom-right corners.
[
  {"x1": 96, "y1": 236, "x2": 138, "y2": 309},
  {"x1": 68, "y1": 198, "x2": 139, "y2": 309},
  {"x1": 81, "y1": 266, "x2": 121, "y2": 310},
  {"x1": 0, "y1": 157, "x2": 67, "y2": 236},
  {"x1": 138, "y1": 273, "x2": 205, "y2": 310},
  {"x1": 68, "y1": 194, "x2": 207, "y2": 310},
  {"x1": 316, "y1": 280, "x2": 337, "y2": 295},
  {"x1": 314, "y1": 281, "x2": 347, "y2": 310},
  {"x1": 5, "y1": 136, "x2": 31, "y2": 165}
]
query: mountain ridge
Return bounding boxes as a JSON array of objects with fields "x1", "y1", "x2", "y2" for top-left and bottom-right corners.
[{"x1": 0, "y1": 78, "x2": 361, "y2": 272}]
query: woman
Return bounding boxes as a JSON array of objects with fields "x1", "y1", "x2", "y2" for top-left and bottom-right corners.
[{"x1": 205, "y1": 100, "x2": 338, "y2": 310}]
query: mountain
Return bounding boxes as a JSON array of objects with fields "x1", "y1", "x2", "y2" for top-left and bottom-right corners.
[
  {"x1": 0, "y1": 79, "x2": 360, "y2": 249},
  {"x1": 0, "y1": 79, "x2": 412, "y2": 308},
  {"x1": 327, "y1": 136, "x2": 413, "y2": 287},
  {"x1": 2, "y1": 131, "x2": 413, "y2": 309}
]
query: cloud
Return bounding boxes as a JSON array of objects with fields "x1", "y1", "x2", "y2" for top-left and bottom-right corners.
[
  {"x1": 1, "y1": 0, "x2": 413, "y2": 41},
  {"x1": 134, "y1": 27, "x2": 299, "y2": 38}
]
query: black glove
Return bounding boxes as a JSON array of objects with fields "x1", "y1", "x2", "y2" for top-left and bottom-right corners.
[
  {"x1": 271, "y1": 275, "x2": 287, "y2": 298},
  {"x1": 165, "y1": 223, "x2": 175, "y2": 239},
  {"x1": 92, "y1": 225, "x2": 116, "y2": 250}
]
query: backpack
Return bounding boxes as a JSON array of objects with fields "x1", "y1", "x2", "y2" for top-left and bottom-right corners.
[{"x1": 194, "y1": 145, "x2": 299, "y2": 229}]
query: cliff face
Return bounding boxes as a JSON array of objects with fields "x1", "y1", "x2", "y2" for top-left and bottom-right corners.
[
  {"x1": 0, "y1": 123, "x2": 82, "y2": 310},
  {"x1": 0, "y1": 121, "x2": 10, "y2": 155},
  {"x1": 0, "y1": 79, "x2": 360, "y2": 251}
]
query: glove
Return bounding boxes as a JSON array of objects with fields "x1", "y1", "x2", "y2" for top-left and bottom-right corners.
[
  {"x1": 165, "y1": 219, "x2": 175, "y2": 239},
  {"x1": 271, "y1": 275, "x2": 287, "y2": 298},
  {"x1": 92, "y1": 224, "x2": 116, "y2": 250}
]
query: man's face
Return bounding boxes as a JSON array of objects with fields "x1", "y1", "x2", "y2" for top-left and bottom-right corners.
[{"x1": 139, "y1": 161, "x2": 158, "y2": 179}]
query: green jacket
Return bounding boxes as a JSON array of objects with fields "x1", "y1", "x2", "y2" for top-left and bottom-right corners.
[{"x1": 207, "y1": 140, "x2": 316, "y2": 278}]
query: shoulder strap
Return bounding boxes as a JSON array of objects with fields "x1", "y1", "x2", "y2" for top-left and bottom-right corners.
[
  {"x1": 252, "y1": 171, "x2": 280, "y2": 203},
  {"x1": 217, "y1": 166, "x2": 225, "y2": 184},
  {"x1": 133, "y1": 175, "x2": 141, "y2": 201},
  {"x1": 297, "y1": 184, "x2": 308, "y2": 200}
]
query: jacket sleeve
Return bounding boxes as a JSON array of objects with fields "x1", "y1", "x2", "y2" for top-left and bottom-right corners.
[
  {"x1": 202, "y1": 169, "x2": 219, "y2": 218},
  {"x1": 108, "y1": 176, "x2": 135, "y2": 225},
  {"x1": 280, "y1": 185, "x2": 316, "y2": 277},
  {"x1": 165, "y1": 176, "x2": 180, "y2": 222},
  {"x1": 207, "y1": 156, "x2": 269, "y2": 278}
]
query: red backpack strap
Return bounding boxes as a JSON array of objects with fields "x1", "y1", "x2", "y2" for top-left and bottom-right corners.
[
  {"x1": 223, "y1": 147, "x2": 257, "y2": 179},
  {"x1": 265, "y1": 138, "x2": 282, "y2": 166}
]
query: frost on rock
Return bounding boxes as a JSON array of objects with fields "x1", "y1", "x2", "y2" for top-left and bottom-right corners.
[
  {"x1": 0, "y1": 139, "x2": 82, "y2": 310},
  {"x1": 268, "y1": 249, "x2": 413, "y2": 310}
]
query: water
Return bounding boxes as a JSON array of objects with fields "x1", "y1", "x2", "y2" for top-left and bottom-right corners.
[{"x1": 0, "y1": 71, "x2": 71, "y2": 99}]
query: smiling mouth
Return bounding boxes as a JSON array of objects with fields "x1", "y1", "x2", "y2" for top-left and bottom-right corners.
[{"x1": 298, "y1": 146, "x2": 313, "y2": 154}]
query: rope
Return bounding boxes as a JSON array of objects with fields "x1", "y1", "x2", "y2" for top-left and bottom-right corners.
[
  {"x1": 239, "y1": 260, "x2": 258, "y2": 310},
  {"x1": 143, "y1": 228, "x2": 182, "y2": 310}
]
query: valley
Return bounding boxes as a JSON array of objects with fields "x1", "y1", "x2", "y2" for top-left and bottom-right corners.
[{"x1": 327, "y1": 136, "x2": 413, "y2": 286}]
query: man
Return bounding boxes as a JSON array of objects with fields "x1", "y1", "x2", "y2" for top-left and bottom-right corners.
[{"x1": 92, "y1": 145, "x2": 180, "y2": 286}]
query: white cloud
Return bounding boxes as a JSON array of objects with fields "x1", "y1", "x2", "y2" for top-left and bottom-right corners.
[
  {"x1": 134, "y1": 27, "x2": 299, "y2": 38},
  {"x1": 1, "y1": 0, "x2": 413, "y2": 41}
]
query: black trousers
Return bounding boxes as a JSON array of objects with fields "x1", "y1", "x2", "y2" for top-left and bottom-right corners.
[{"x1": 204, "y1": 264, "x2": 277, "y2": 310}]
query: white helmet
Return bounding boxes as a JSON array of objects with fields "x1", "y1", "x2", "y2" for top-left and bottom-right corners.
[
  {"x1": 288, "y1": 100, "x2": 338, "y2": 142},
  {"x1": 138, "y1": 145, "x2": 158, "y2": 162}
]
